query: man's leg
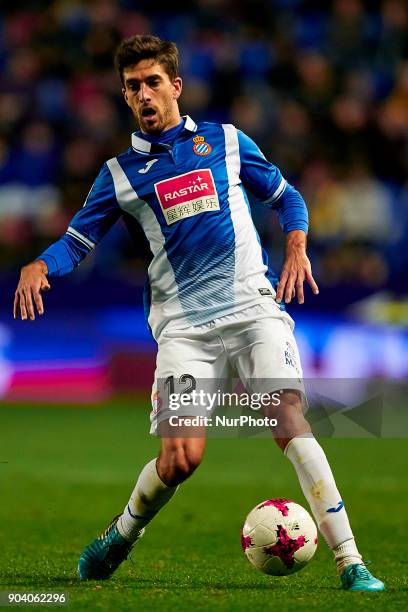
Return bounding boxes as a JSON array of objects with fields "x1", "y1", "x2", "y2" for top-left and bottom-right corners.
[
  {"x1": 264, "y1": 391, "x2": 384, "y2": 590},
  {"x1": 78, "y1": 430, "x2": 205, "y2": 580},
  {"x1": 118, "y1": 433, "x2": 206, "y2": 540},
  {"x1": 78, "y1": 321, "x2": 222, "y2": 581},
  {"x1": 266, "y1": 392, "x2": 361, "y2": 568},
  {"x1": 224, "y1": 305, "x2": 384, "y2": 590}
]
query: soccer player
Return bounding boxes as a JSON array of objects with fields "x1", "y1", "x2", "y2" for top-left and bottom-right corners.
[{"x1": 14, "y1": 35, "x2": 384, "y2": 592}]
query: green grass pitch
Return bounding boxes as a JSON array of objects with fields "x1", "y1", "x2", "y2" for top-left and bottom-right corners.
[{"x1": 0, "y1": 400, "x2": 406, "y2": 611}]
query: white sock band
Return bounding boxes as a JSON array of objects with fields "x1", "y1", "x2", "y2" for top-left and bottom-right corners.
[
  {"x1": 333, "y1": 539, "x2": 363, "y2": 573},
  {"x1": 118, "y1": 458, "x2": 178, "y2": 542},
  {"x1": 284, "y1": 435, "x2": 358, "y2": 553}
]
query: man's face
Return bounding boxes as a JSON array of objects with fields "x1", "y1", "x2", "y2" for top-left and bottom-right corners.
[{"x1": 122, "y1": 60, "x2": 182, "y2": 134}]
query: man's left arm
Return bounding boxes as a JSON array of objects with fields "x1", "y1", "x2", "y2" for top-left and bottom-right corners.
[
  {"x1": 237, "y1": 129, "x2": 319, "y2": 304},
  {"x1": 276, "y1": 228, "x2": 318, "y2": 305}
]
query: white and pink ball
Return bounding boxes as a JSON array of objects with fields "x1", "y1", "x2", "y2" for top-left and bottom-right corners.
[{"x1": 242, "y1": 498, "x2": 318, "y2": 576}]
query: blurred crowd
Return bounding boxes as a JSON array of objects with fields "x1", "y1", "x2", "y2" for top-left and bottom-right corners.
[{"x1": 0, "y1": 0, "x2": 407, "y2": 295}]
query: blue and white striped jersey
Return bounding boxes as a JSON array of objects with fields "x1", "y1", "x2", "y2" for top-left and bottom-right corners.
[{"x1": 40, "y1": 116, "x2": 308, "y2": 339}]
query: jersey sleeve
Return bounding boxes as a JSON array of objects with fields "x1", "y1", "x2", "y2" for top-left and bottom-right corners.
[
  {"x1": 38, "y1": 162, "x2": 121, "y2": 277},
  {"x1": 237, "y1": 130, "x2": 308, "y2": 234}
]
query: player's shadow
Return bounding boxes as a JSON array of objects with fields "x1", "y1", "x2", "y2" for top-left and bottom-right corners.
[
  {"x1": 5, "y1": 572, "x2": 402, "y2": 592},
  {"x1": 0, "y1": 573, "x2": 78, "y2": 587},
  {"x1": 99, "y1": 575, "x2": 341, "y2": 592}
]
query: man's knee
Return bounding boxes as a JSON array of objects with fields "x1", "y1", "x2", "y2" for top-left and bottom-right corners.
[
  {"x1": 157, "y1": 440, "x2": 205, "y2": 486},
  {"x1": 263, "y1": 390, "x2": 311, "y2": 451},
  {"x1": 274, "y1": 417, "x2": 311, "y2": 451}
]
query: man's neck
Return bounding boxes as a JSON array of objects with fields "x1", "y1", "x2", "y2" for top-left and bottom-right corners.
[
  {"x1": 139, "y1": 117, "x2": 184, "y2": 143},
  {"x1": 141, "y1": 114, "x2": 182, "y2": 137}
]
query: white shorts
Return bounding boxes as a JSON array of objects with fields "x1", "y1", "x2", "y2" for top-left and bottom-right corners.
[{"x1": 150, "y1": 301, "x2": 304, "y2": 434}]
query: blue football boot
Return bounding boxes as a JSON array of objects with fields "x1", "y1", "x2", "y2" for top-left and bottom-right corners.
[
  {"x1": 78, "y1": 515, "x2": 143, "y2": 580},
  {"x1": 341, "y1": 563, "x2": 385, "y2": 591}
]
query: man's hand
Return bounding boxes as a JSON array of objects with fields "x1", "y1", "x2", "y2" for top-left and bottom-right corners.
[
  {"x1": 276, "y1": 230, "x2": 319, "y2": 305},
  {"x1": 13, "y1": 260, "x2": 50, "y2": 320}
]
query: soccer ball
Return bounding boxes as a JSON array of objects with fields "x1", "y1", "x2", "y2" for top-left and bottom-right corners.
[{"x1": 241, "y1": 498, "x2": 318, "y2": 576}]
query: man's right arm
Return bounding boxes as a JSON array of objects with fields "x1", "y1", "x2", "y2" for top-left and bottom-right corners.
[
  {"x1": 13, "y1": 259, "x2": 50, "y2": 320},
  {"x1": 14, "y1": 162, "x2": 121, "y2": 320}
]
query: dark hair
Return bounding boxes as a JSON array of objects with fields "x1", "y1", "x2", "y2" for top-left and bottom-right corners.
[{"x1": 114, "y1": 35, "x2": 179, "y2": 85}]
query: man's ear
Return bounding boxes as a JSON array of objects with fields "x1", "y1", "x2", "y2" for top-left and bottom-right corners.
[
  {"x1": 122, "y1": 87, "x2": 130, "y2": 106},
  {"x1": 173, "y1": 77, "x2": 182, "y2": 100}
]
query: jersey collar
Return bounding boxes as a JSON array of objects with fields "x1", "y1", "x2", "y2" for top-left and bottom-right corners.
[{"x1": 131, "y1": 115, "x2": 197, "y2": 153}]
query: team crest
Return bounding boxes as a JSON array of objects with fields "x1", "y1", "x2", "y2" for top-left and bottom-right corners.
[{"x1": 192, "y1": 135, "x2": 212, "y2": 156}]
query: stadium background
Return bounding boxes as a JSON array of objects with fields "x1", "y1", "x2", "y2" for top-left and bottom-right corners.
[
  {"x1": 1, "y1": 2, "x2": 407, "y2": 610},
  {"x1": 0, "y1": 0, "x2": 408, "y2": 402},
  {"x1": 0, "y1": 0, "x2": 407, "y2": 400}
]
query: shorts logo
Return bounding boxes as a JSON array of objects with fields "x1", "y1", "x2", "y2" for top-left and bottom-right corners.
[
  {"x1": 258, "y1": 288, "x2": 273, "y2": 296},
  {"x1": 192, "y1": 135, "x2": 212, "y2": 156},
  {"x1": 284, "y1": 340, "x2": 299, "y2": 374},
  {"x1": 155, "y1": 169, "x2": 220, "y2": 225}
]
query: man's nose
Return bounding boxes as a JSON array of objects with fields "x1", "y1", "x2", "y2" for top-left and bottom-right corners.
[{"x1": 139, "y1": 83, "x2": 151, "y2": 102}]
